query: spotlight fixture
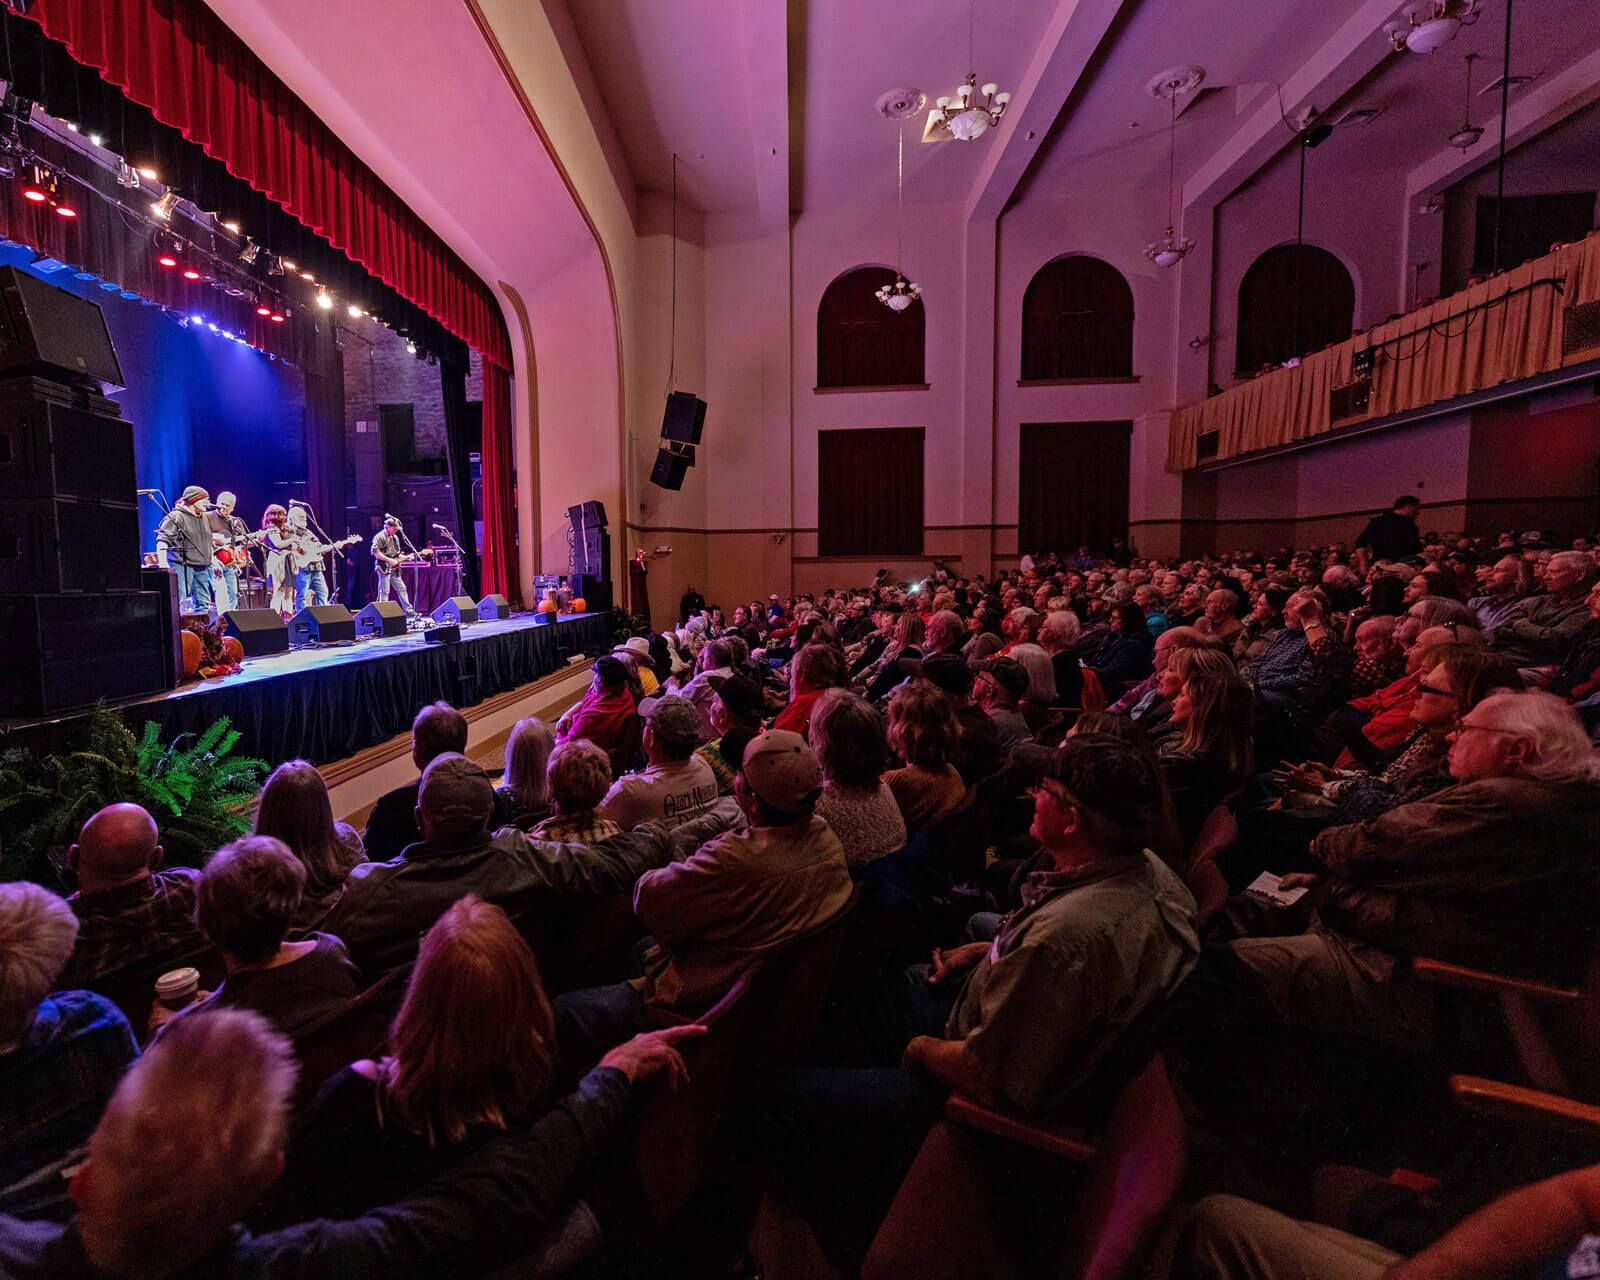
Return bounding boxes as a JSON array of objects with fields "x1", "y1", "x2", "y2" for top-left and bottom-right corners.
[
  {"x1": 347, "y1": 304, "x2": 364, "y2": 319},
  {"x1": 21, "y1": 164, "x2": 50, "y2": 202},
  {"x1": 88, "y1": 133, "x2": 103, "y2": 147},
  {"x1": 182, "y1": 268, "x2": 202, "y2": 281},
  {"x1": 115, "y1": 160, "x2": 140, "y2": 189},
  {"x1": 54, "y1": 199, "x2": 76, "y2": 218},
  {"x1": 282, "y1": 259, "x2": 297, "y2": 270},
  {"x1": 406, "y1": 341, "x2": 417, "y2": 355},
  {"x1": 267, "y1": 255, "x2": 284, "y2": 276},
  {"x1": 150, "y1": 189, "x2": 181, "y2": 220},
  {"x1": 299, "y1": 270, "x2": 315, "y2": 281},
  {"x1": 315, "y1": 290, "x2": 333, "y2": 310},
  {"x1": 222, "y1": 221, "x2": 241, "y2": 234},
  {"x1": 158, "y1": 251, "x2": 178, "y2": 268},
  {"x1": 270, "y1": 312, "x2": 285, "y2": 323},
  {"x1": 256, "y1": 301, "x2": 272, "y2": 317},
  {"x1": 137, "y1": 167, "x2": 158, "y2": 182},
  {"x1": 239, "y1": 239, "x2": 259, "y2": 265}
]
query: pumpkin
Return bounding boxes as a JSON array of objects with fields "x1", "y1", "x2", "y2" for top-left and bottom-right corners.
[
  {"x1": 537, "y1": 600, "x2": 557, "y2": 614},
  {"x1": 221, "y1": 635, "x2": 244, "y2": 664},
  {"x1": 570, "y1": 597, "x2": 585, "y2": 613},
  {"x1": 180, "y1": 629, "x2": 203, "y2": 677}
]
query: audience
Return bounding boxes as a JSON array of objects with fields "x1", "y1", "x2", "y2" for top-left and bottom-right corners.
[
  {"x1": 810, "y1": 688, "x2": 907, "y2": 871},
  {"x1": 554, "y1": 657, "x2": 639, "y2": 755},
  {"x1": 1491, "y1": 549, "x2": 1596, "y2": 670},
  {"x1": 530, "y1": 739, "x2": 621, "y2": 844},
  {"x1": 920, "y1": 652, "x2": 1007, "y2": 783},
  {"x1": 364, "y1": 701, "x2": 469, "y2": 862},
  {"x1": 495, "y1": 717, "x2": 556, "y2": 830},
  {"x1": 0, "y1": 884, "x2": 136, "y2": 1217},
  {"x1": 694, "y1": 671, "x2": 765, "y2": 793},
  {"x1": 883, "y1": 683, "x2": 968, "y2": 825},
  {"x1": 1087, "y1": 601, "x2": 1157, "y2": 697},
  {"x1": 59, "y1": 804, "x2": 204, "y2": 987},
  {"x1": 253, "y1": 759, "x2": 365, "y2": 934},
  {"x1": 596, "y1": 695, "x2": 719, "y2": 829},
  {"x1": 773, "y1": 642, "x2": 845, "y2": 737},
  {"x1": 971, "y1": 656, "x2": 1033, "y2": 750}
]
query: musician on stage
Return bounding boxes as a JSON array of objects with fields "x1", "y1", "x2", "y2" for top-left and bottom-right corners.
[
  {"x1": 287, "y1": 506, "x2": 330, "y2": 611},
  {"x1": 370, "y1": 515, "x2": 418, "y2": 617},
  {"x1": 156, "y1": 485, "x2": 214, "y2": 615},
  {"x1": 207, "y1": 490, "x2": 248, "y2": 615},
  {"x1": 261, "y1": 504, "x2": 296, "y2": 617}
]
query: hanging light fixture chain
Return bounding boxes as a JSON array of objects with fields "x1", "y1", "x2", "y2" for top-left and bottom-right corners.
[{"x1": 667, "y1": 152, "x2": 677, "y2": 395}]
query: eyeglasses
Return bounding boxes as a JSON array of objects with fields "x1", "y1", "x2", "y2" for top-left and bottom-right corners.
[
  {"x1": 1026, "y1": 781, "x2": 1070, "y2": 804},
  {"x1": 1415, "y1": 682, "x2": 1453, "y2": 698},
  {"x1": 1451, "y1": 719, "x2": 1523, "y2": 738}
]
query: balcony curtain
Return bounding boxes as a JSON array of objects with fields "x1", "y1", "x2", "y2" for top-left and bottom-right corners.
[
  {"x1": 1169, "y1": 230, "x2": 1600, "y2": 471},
  {"x1": 22, "y1": 0, "x2": 511, "y2": 372}
]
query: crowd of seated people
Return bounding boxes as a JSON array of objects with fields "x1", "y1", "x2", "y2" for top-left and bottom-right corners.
[{"x1": 3, "y1": 506, "x2": 1600, "y2": 1277}]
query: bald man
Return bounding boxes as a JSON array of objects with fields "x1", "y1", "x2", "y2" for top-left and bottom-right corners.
[{"x1": 60, "y1": 803, "x2": 205, "y2": 986}]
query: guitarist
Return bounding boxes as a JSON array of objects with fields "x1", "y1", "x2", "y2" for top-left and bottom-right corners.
[
  {"x1": 370, "y1": 514, "x2": 421, "y2": 617},
  {"x1": 207, "y1": 490, "x2": 250, "y2": 615},
  {"x1": 287, "y1": 505, "x2": 331, "y2": 612}
]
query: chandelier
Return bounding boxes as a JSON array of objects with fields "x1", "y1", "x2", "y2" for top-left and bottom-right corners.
[
  {"x1": 932, "y1": 0, "x2": 1010, "y2": 142},
  {"x1": 877, "y1": 121, "x2": 921, "y2": 311},
  {"x1": 1384, "y1": 0, "x2": 1479, "y2": 54},
  {"x1": 1448, "y1": 52, "x2": 1484, "y2": 148},
  {"x1": 1145, "y1": 68, "x2": 1202, "y2": 268}
]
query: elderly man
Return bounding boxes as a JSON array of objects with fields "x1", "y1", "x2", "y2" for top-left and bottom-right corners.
[
  {"x1": 996, "y1": 607, "x2": 1040, "y2": 657},
  {"x1": 0, "y1": 1008, "x2": 698, "y2": 1278},
  {"x1": 677, "y1": 639, "x2": 737, "y2": 738},
  {"x1": 774, "y1": 643, "x2": 846, "y2": 737},
  {"x1": 59, "y1": 804, "x2": 203, "y2": 986},
  {"x1": 1227, "y1": 692, "x2": 1600, "y2": 1047},
  {"x1": 972, "y1": 656, "x2": 1033, "y2": 750},
  {"x1": 1468, "y1": 554, "x2": 1531, "y2": 632},
  {"x1": 1348, "y1": 615, "x2": 1405, "y2": 695},
  {"x1": 920, "y1": 653, "x2": 1007, "y2": 785},
  {"x1": 597, "y1": 695, "x2": 719, "y2": 829},
  {"x1": 1109, "y1": 625, "x2": 1214, "y2": 731},
  {"x1": 556, "y1": 729, "x2": 852, "y2": 1064},
  {"x1": 1196, "y1": 586, "x2": 1248, "y2": 660},
  {"x1": 325, "y1": 753, "x2": 671, "y2": 973},
  {"x1": 0, "y1": 884, "x2": 137, "y2": 1218},
  {"x1": 363, "y1": 700, "x2": 471, "y2": 862},
  {"x1": 1491, "y1": 550, "x2": 1597, "y2": 670}
]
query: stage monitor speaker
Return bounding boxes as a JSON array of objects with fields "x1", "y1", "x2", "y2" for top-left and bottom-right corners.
[
  {"x1": 569, "y1": 573, "x2": 612, "y2": 613},
  {"x1": 0, "y1": 398, "x2": 136, "y2": 503},
  {"x1": 0, "y1": 497, "x2": 141, "y2": 593},
  {"x1": 432, "y1": 595, "x2": 478, "y2": 626},
  {"x1": 661, "y1": 391, "x2": 707, "y2": 446},
  {"x1": 0, "y1": 265, "x2": 125, "y2": 389},
  {"x1": 476, "y1": 593, "x2": 510, "y2": 621},
  {"x1": 649, "y1": 446, "x2": 688, "y2": 491},
  {"x1": 291, "y1": 604, "x2": 355, "y2": 645},
  {"x1": 354, "y1": 600, "x2": 406, "y2": 638},
  {"x1": 425, "y1": 623, "x2": 460, "y2": 644},
  {"x1": 565, "y1": 500, "x2": 607, "y2": 529},
  {"x1": 224, "y1": 609, "x2": 289, "y2": 657},
  {"x1": 0, "y1": 591, "x2": 169, "y2": 717}
]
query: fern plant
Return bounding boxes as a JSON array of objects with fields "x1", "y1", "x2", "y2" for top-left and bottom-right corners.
[{"x1": 0, "y1": 706, "x2": 266, "y2": 890}]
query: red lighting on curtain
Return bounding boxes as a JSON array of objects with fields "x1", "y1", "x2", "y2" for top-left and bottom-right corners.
[
  {"x1": 157, "y1": 253, "x2": 177, "y2": 268},
  {"x1": 479, "y1": 362, "x2": 519, "y2": 605}
]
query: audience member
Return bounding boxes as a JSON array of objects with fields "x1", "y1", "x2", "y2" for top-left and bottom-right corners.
[
  {"x1": 1348, "y1": 615, "x2": 1404, "y2": 695},
  {"x1": 1036, "y1": 609, "x2": 1084, "y2": 708},
  {"x1": 972, "y1": 656, "x2": 1033, "y2": 750},
  {"x1": 1087, "y1": 602, "x2": 1157, "y2": 698},
  {"x1": 1196, "y1": 587, "x2": 1247, "y2": 659},
  {"x1": 774, "y1": 642, "x2": 845, "y2": 737},
  {"x1": 530, "y1": 740, "x2": 622, "y2": 844},
  {"x1": 1353, "y1": 495, "x2": 1423, "y2": 566},
  {"x1": 810, "y1": 689, "x2": 907, "y2": 871},
  {"x1": 495, "y1": 717, "x2": 556, "y2": 831},
  {"x1": 1009, "y1": 643, "x2": 1058, "y2": 733},
  {"x1": 0, "y1": 884, "x2": 136, "y2": 1216},
  {"x1": 59, "y1": 804, "x2": 203, "y2": 987},
  {"x1": 554, "y1": 658, "x2": 639, "y2": 755},
  {"x1": 884, "y1": 684, "x2": 969, "y2": 826},
  {"x1": 919, "y1": 653, "x2": 1007, "y2": 784},
  {"x1": 1160, "y1": 660, "x2": 1253, "y2": 849},
  {"x1": 596, "y1": 695, "x2": 719, "y2": 830},
  {"x1": 1468, "y1": 553, "x2": 1533, "y2": 632},
  {"x1": 254, "y1": 759, "x2": 365, "y2": 935},
  {"x1": 677, "y1": 639, "x2": 737, "y2": 737},
  {"x1": 1492, "y1": 550, "x2": 1597, "y2": 670},
  {"x1": 364, "y1": 701, "x2": 469, "y2": 862}
]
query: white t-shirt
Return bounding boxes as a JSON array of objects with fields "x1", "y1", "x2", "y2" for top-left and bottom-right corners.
[{"x1": 597, "y1": 756, "x2": 720, "y2": 830}]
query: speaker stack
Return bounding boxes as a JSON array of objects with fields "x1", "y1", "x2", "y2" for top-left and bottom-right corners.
[
  {"x1": 565, "y1": 500, "x2": 612, "y2": 611},
  {"x1": 648, "y1": 391, "x2": 706, "y2": 491},
  {"x1": 0, "y1": 268, "x2": 173, "y2": 717}
]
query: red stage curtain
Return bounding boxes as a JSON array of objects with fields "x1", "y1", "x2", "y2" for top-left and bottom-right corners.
[
  {"x1": 24, "y1": 0, "x2": 511, "y2": 373},
  {"x1": 479, "y1": 362, "x2": 519, "y2": 605}
]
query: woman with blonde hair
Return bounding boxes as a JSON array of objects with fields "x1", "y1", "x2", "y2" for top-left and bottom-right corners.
[
  {"x1": 1008, "y1": 642, "x2": 1058, "y2": 733},
  {"x1": 254, "y1": 895, "x2": 560, "y2": 1224},
  {"x1": 1161, "y1": 661, "x2": 1253, "y2": 850},
  {"x1": 859, "y1": 610, "x2": 926, "y2": 703},
  {"x1": 882, "y1": 682, "x2": 966, "y2": 826},
  {"x1": 254, "y1": 760, "x2": 365, "y2": 934},
  {"x1": 494, "y1": 717, "x2": 555, "y2": 830}
]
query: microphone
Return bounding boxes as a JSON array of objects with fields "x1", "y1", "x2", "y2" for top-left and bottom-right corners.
[
  {"x1": 136, "y1": 488, "x2": 158, "y2": 496},
  {"x1": 289, "y1": 499, "x2": 309, "y2": 508},
  {"x1": 384, "y1": 513, "x2": 401, "y2": 524},
  {"x1": 433, "y1": 523, "x2": 451, "y2": 534}
]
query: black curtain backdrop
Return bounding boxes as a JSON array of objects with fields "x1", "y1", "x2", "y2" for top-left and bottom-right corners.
[
  {"x1": 1235, "y1": 244, "x2": 1354, "y2": 373},
  {"x1": 440, "y1": 358, "x2": 483, "y2": 600},
  {"x1": 817, "y1": 427, "x2": 924, "y2": 557},
  {"x1": 1020, "y1": 256, "x2": 1134, "y2": 380},
  {"x1": 301, "y1": 320, "x2": 351, "y2": 601},
  {"x1": 1018, "y1": 421, "x2": 1131, "y2": 556}
]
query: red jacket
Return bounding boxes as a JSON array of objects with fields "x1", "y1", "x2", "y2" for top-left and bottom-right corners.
[
  {"x1": 1334, "y1": 671, "x2": 1418, "y2": 768},
  {"x1": 557, "y1": 687, "x2": 638, "y2": 753},
  {"x1": 773, "y1": 687, "x2": 825, "y2": 738}
]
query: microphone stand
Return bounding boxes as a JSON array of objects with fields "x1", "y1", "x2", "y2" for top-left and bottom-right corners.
[
  {"x1": 141, "y1": 489, "x2": 208, "y2": 612},
  {"x1": 433, "y1": 523, "x2": 468, "y2": 599},
  {"x1": 395, "y1": 521, "x2": 429, "y2": 619}
]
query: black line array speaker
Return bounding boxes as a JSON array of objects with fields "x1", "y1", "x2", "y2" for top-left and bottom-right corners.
[
  {"x1": 0, "y1": 265, "x2": 126, "y2": 389},
  {"x1": 569, "y1": 573, "x2": 612, "y2": 613},
  {"x1": 0, "y1": 592, "x2": 169, "y2": 717},
  {"x1": 476, "y1": 593, "x2": 510, "y2": 621},
  {"x1": 661, "y1": 391, "x2": 707, "y2": 445},
  {"x1": 0, "y1": 396, "x2": 136, "y2": 501},
  {"x1": 432, "y1": 595, "x2": 478, "y2": 626},
  {"x1": 224, "y1": 609, "x2": 289, "y2": 657},
  {"x1": 354, "y1": 600, "x2": 406, "y2": 638},
  {"x1": 648, "y1": 448, "x2": 689, "y2": 490},
  {"x1": 0, "y1": 497, "x2": 141, "y2": 593},
  {"x1": 291, "y1": 604, "x2": 355, "y2": 645},
  {"x1": 565, "y1": 500, "x2": 607, "y2": 528}
]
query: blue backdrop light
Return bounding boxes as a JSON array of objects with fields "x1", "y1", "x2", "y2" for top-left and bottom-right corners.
[{"x1": 0, "y1": 245, "x2": 309, "y2": 554}]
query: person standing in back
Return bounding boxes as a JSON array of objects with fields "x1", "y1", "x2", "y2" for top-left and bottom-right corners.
[{"x1": 363, "y1": 702, "x2": 469, "y2": 862}]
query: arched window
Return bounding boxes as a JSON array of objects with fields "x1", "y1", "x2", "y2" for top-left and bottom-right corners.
[
  {"x1": 1235, "y1": 244, "x2": 1354, "y2": 374},
  {"x1": 1020, "y1": 255, "x2": 1134, "y2": 381},
  {"x1": 817, "y1": 267, "x2": 925, "y2": 389}
]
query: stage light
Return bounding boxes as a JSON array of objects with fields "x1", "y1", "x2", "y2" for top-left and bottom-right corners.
[
  {"x1": 138, "y1": 167, "x2": 158, "y2": 181},
  {"x1": 182, "y1": 268, "x2": 202, "y2": 280},
  {"x1": 347, "y1": 304, "x2": 363, "y2": 318},
  {"x1": 88, "y1": 133, "x2": 103, "y2": 147},
  {"x1": 206, "y1": 321, "x2": 218, "y2": 331},
  {"x1": 158, "y1": 252, "x2": 178, "y2": 268},
  {"x1": 282, "y1": 259, "x2": 296, "y2": 270},
  {"x1": 21, "y1": 165, "x2": 49, "y2": 202},
  {"x1": 406, "y1": 341, "x2": 417, "y2": 355},
  {"x1": 65, "y1": 122, "x2": 77, "y2": 133},
  {"x1": 115, "y1": 160, "x2": 140, "y2": 189},
  {"x1": 316, "y1": 290, "x2": 333, "y2": 310},
  {"x1": 239, "y1": 240, "x2": 259, "y2": 265},
  {"x1": 270, "y1": 312, "x2": 285, "y2": 323},
  {"x1": 190, "y1": 313, "x2": 204, "y2": 324},
  {"x1": 54, "y1": 203, "x2": 76, "y2": 218},
  {"x1": 222, "y1": 221, "x2": 240, "y2": 234},
  {"x1": 256, "y1": 302, "x2": 272, "y2": 316},
  {"x1": 299, "y1": 270, "x2": 314, "y2": 281},
  {"x1": 151, "y1": 190, "x2": 181, "y2": 220}
]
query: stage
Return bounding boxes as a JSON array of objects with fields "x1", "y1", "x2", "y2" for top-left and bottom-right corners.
[{"x1": 3, "y1": 611, "x2": 612, "y2": 768}]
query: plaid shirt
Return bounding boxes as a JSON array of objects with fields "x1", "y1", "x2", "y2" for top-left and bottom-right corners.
[
  {"x1": 0, "y1": 991, "x2": 137, "y2": 1216},
  {"x1": 529, "y1": 813, "x2": 623, "y2": 845},
  {"x1": 1350, "y1": 649, "x2": 1406, "y2": 696},
  {"x1": 59, "y1": 869, "x2": 205, "y2": 987}
]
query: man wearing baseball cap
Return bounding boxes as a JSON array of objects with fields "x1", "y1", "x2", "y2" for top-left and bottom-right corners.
[
  {"x1": 554, "y1": 657, "x2": 639, "y2": 756},
  {"x1": 972, "y1": 656, "x2": 1033, "y2": 751},
  {"x1": 696, "y1": 672, "x2": 765, "y2": 794},
  {"x1": 597, "y1": 696, "x2": 719, "y2": 830},
  {"x1": 554, "y1": 729, "x2": 851, "y2": 1063},
  {"x1": 920, "y1": 652, "x2": 1006, "y2": 783},
  {"x1": 155, "y1": 485, "x2": 215, "y2": 615}
]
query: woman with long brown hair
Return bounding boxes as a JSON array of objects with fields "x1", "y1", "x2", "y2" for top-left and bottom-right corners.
[
  {"x1": 254, "y1": 759, "x2": 365, "y2": 934},
  {"x1": 259, "y1": 503, "x2": 295, "y2": 617}
]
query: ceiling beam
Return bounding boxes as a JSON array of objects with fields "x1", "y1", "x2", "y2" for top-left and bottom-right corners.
[
  {"x1": 738, "y1": 0, "x2": 790, "y2": 225},
  {"x1": 964, "y1": 0, "x2": 1132, "y2": 223}
]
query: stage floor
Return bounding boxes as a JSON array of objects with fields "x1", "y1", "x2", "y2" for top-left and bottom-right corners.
[{"x1": 5, "y1": 610, "x2": 611, "y2": 768}]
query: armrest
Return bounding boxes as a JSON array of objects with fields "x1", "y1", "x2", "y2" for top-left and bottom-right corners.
[
  {"x1": 1450, "y1": 1075, "x2": 1600, "y2": 1139},
  {"x1": 1411, "y1": 958, "x2": 1579, "y2": 1006},
  {"x1": 942, "y1": 1092, "x2": 1097, "y2": 1163}
]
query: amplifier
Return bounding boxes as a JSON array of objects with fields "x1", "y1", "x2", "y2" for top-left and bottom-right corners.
[
  {"x1": 476, "y1": 593, "x2": 511, "y2": 622},
  {"x1": 290, "y1": 604, "x2": 355, "y2": 645},
  {"x1": 432, "y1": 595, "x2": 478, "y2": 626},
  {"x1": 0, "y1": 591, "x2": 169, "y2": 717}
]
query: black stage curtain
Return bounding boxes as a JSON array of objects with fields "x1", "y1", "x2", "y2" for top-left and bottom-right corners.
[
  {"x1": 817, "y1": 427, "x2": 924, "y2": 558},
  {"x1": 440, "y1": 354, "x2": 483, "y2": 600},
  {"x1": 1018, "y1": 421, "x2": 1130, "y2": 556},
  {"x1": 135, "y1": 614, "x2": 611, "y2": 767}
]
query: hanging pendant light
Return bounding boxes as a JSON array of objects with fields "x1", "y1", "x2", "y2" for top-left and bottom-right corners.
[
  {"x1": 932, "y1": 0, "x2": 1010, "y2": 141},
  {"x1": 1448, "y1": 52, "x2": 1484, "y2": 149},
  {"x1": 876, "y1": 122, "x2": 921, "y2": 310},
  {"x1": 1145, "y1": 69, "x2": 1201, "y2": 268}
]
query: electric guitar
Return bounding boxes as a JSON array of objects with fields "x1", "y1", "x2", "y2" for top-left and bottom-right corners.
[
  {"x1": 375, "y1": 547, "x2": 435, "y2": 572},
  {"x1": 212, "y1": 527, "x2": 269, "y2": 571},
  {"x1": 288, "y1": 533, "x2": 361, "y2": 571}
]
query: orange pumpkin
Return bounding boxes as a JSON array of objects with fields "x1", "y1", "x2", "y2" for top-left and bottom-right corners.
[
  {"x1": 180, "y1": 630, "x2": 202, "y2": 677},
  {"x1": 537, "y1": 600, "x2": 557, "y2": 614},
  {"x1": 221, "y1": 636, "x2": 243, "y2": 664},
  {"x1": 570, "y1": 597, "x2": 586, "y2": 613}
]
